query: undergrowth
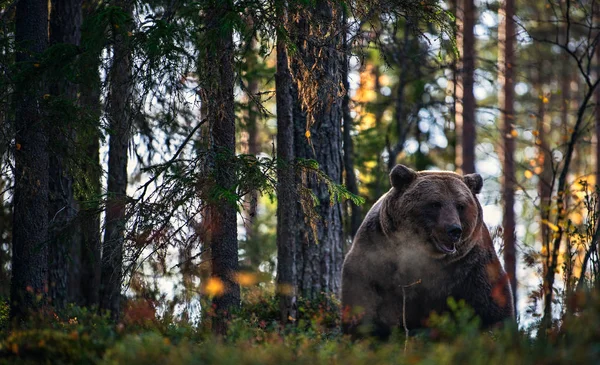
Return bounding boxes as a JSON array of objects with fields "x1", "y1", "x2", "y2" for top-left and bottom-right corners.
[{"x1": 1, "y1": 289, "x2": 599, "y2": 364}]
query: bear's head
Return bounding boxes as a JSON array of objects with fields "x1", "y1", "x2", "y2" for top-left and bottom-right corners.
[{"x1": 381, "y1": 164, "x2": 484, "y2": 259}]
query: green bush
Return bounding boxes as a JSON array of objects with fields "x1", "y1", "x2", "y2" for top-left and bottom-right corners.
[{"x1": 2, "y1": 292, "x2": 600, "y2": 364}]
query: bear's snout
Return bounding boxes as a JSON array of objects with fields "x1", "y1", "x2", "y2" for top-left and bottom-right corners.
[{"x1": 446, "y1": 224, "x2": 463, "y2": 242}]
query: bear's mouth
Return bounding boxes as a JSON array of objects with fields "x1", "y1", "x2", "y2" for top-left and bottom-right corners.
[{"x1": 434, "y1": 240, "x2": 457, "y2": 255}]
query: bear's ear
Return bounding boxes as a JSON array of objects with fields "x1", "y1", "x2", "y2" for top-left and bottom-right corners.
[
  {"x1": 463, "y1": 173, "x2": 483, "y2": 194},
  {"x1": 390, "y1": 164, "x2": 417, "y2": 191}
]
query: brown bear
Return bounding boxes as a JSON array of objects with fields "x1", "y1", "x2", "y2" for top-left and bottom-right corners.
[{"x1": 341, "y1": 164, "x2": 514, "y2": 339}]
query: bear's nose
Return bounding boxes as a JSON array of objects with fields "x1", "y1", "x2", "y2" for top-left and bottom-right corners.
[{"x1": 446, "y1": 224, "x2": 462, "y2": 242}]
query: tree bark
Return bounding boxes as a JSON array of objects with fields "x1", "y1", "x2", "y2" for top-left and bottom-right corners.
[
  {"x1": 48, "y1": 0, "x2": 83, "y2": 311},
  {"x1": 201, "y1": 0, "x2": 240, "y2": 335},
  {"x1": 455, "y1": 0, "x2": 476, "y2": 174},
  {"x1": 78, "y1": 0, "x2": 102, "y2": 307},
  {"x1": 290, "y1": 0, "x2": 344, "y2": 299},
  {"x1": 100, "y1": 0, "x2": 132, "y2": 319},
  {"x1": 498, "y1": 0, "x2": 517, "y2": 310},
  {"x1": 10, "y1": 0, "x2": 50, "y2": 321},
  {"x1": 275, "y1": 0, "x2": 297, "y2": 323}
]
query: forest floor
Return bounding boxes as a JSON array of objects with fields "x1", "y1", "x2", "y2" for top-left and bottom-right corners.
[{"x1": 0, "y1": 290, "x2": 599, "y2": 364}]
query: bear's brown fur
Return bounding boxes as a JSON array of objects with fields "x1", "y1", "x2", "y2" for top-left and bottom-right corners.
[{"x1": 341, "y1": 164, "x2": 514, "y2": 338}]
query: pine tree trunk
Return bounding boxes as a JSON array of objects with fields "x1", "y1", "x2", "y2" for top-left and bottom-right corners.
[
  {"x1": 100, "y1": 1, "x2": 132, "y2": 319},
  {"x1": 48, "y1": 0, "x2": 83, "y2": 310},
  {"x1": 498, "y1": 0, "x2": 517, "y2": 309},
  {"x1": 341, "y1": 11, "x2": 360, "y2": 241},
  {"x1": 10, "y1": 0, "x2": 50, "y2": 321},
  {"x1": 201, "y1": 0, "x2": 240, "y2": 335},
  {"x1": 596, "y1": 43, "x2": 600, "y2": 189},
  {"x1": 275, "y1": 0, "x2": 297, "y2": 323},
  {"x1": 243, "y1": 19, "x2": 259, "y2": 261},
  {"x1": 455, "y1": 0, "x2": 476, "y2": 174},
  {"x1": 78, "y1": 0, "x2": 102, "y2": 307},
  {"x1": 290, "y1": 0, "x2": 344, "y2": 299}
]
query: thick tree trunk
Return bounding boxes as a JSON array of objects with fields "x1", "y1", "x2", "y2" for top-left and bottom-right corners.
[
  {"x1": 455, "y1": 0, "x2": 476, "y2": 174},
  {"x1": 275, "y1": 1, "x2": 297, "y2": 323},
  {"x1": 78, "y1": 0, "x2": 102, "y2": 307},
  {"x1": 100, "y1": 1, "x2": 132, "y2": 319},
  {"x1": 498, "y1": 0, "x2": 517, "y2": 309},
  {"x1": 341, "y1": 12, "x2": 361, "y2": 241},
  {"x1": 10, "y1": 0, "x2": 49, "y2": 321},
  {"x1": 201, "y1": 0, "x2": 240, "y2": 335},
  {"x1": 290, "y1": 0, "x2": 344, "y2": 299},
  {"x1": 48, "y1": 0, "x2": 83, "y2": 310}
]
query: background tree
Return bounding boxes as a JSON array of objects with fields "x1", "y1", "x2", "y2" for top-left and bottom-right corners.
[
  {"x1": 100, "y1": 1, "x2": 133, "y2": 319},
  {"x1": 10, "y1": 0, "x2": 50, "y2": 321},
  {"x1": 498, "y1": 0, "x2": 517, "y2": 309},
  {"x1": 455, "y1": 0, "x2": 476, "y2": 174},
  {"x1": 199, "y1": 0, "x2": 240, "y2": 334},
  {"x1": 47, "y1": 0, "x2": 83, "y2": 310},
  {"x1": 275, "y1": 0, "x2": 297, "y2": 323}
]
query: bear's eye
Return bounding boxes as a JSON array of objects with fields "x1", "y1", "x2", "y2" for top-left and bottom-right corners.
[
  {"x1": 456, "y1": 203, "x2": 466, "y2": 212},
  {"x1": 429, "y1": 202, "x2": 442, "y2": 209}
]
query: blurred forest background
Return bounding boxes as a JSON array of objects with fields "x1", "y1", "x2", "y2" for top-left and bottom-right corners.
[{"x1": 1, "y1": 0, "x2": 600, "y2": 363}]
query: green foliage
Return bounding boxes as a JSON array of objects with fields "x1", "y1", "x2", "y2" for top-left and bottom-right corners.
[
  {"x1": 2, "y1": 291, "x2": 600, "y2": 364},
  {"x1": 0, "y1": 300, "x2": 8, "y2": 331}
]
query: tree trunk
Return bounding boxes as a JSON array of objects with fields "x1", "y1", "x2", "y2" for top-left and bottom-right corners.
[
  {"x1": 290, "y1": 0, "x2": 344, "y2": 299},
  {"x1": 78, "y1": 0, "x2": 102, "y2": 307},
  {"x1": 242, "y1": 18, "x2": 260, "y2": 265},
  {"x1": 341, "y1": 11, "x2": 361, "y2": 241},
  {"x1": 201, "y1": 0, "x2": 240, "y2": 335},
  {"x1": 498, "y1": 0, "x2": 517, "y2": 309},
  {"x1": 597, "y1": 44, "x2": 600, "y2": 188},
  {"x1": 100, "y1": 1, "x2": 133, "y2": 319},
  {"x1": 455, "y1": 0, "x2": 476, "y2": 174},
  {"x1": 275, "y1": 0, "x2": 297, "y2": 323},
  {"x1": 10, "y1": 0, "x2": 50, "y2": 321},
  {"x1": 388, "y1": 24, "x2": 410, "y2": 172},
  {"x1": 48, "y1": 0, "x2": 83, "y2": 311}
]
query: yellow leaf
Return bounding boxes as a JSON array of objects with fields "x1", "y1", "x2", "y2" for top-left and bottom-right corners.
[
  {"x1": 235, "y1": 272, "x2": 258, "y2": 287},
  {"x1": 43, "y1": 94, "x2": 50, "y2": 100},
  {"x1": 204, "y1": 277, "x2": 225, "y2": 297},
  {"x1": 33, "y1": 63, "x2": 40, "y2": 68},
  {"x1": 305, "y1": 130, "x2": 311, "y2": 139},
  {"x1": 510, "y1": 129, "x2": 518, "y2": 138},
  {"x1": 524, "y1": 170, "x2": 533, "y2": 179},
  {"x1": 532, "y1": 130, "x2": 539, "y2": 136},
  {"x1": 542, "y1": 96, "x2": 549, "y2": 104},
  {"x1": 541, "y1": 219, "x2": 559, "y2": 232}
]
